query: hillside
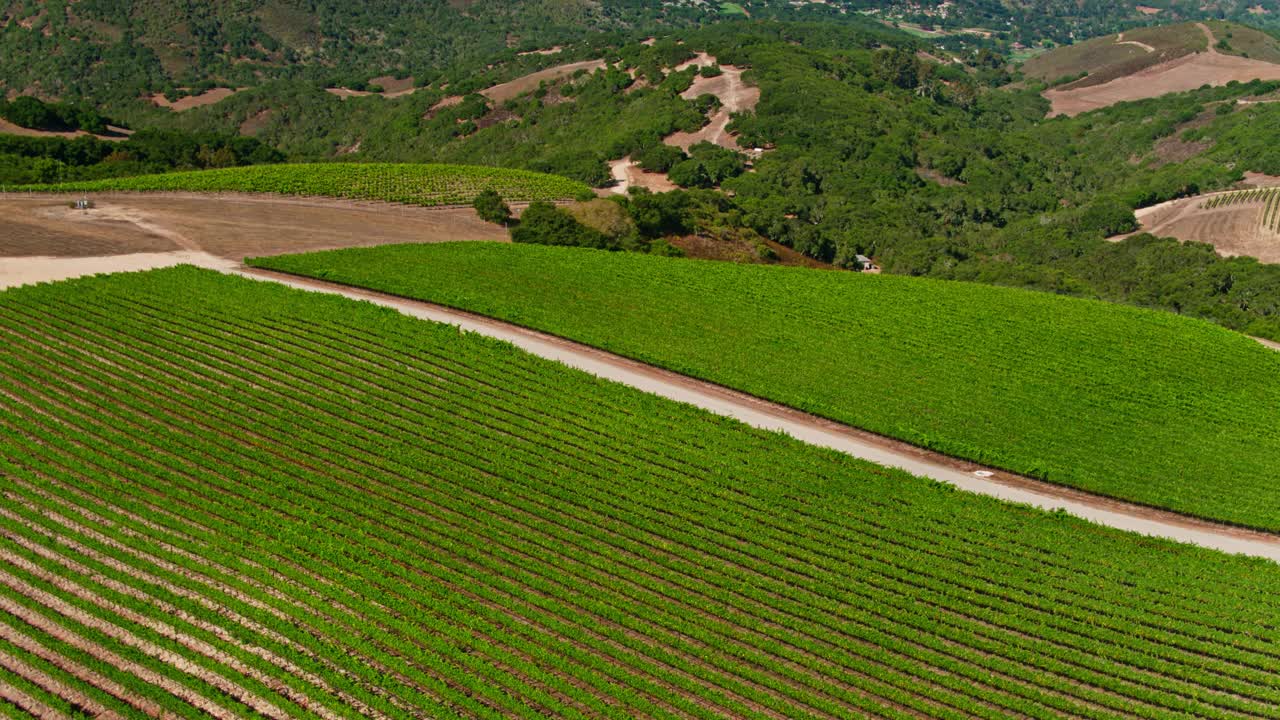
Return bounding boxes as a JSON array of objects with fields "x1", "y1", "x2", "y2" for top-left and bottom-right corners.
[
  {"x1": 1024, "y1": 21, "x2": 1280, "y2": 115},
  {"x1": 253, "y1": 241, "x2": 1280, "y2": 531},
  {"x1": 9, "y1": 163, "x2": 590, "y2": 206},
  {"x1": 2, "y1": 266, "x2": 1280, "y2": 718}
]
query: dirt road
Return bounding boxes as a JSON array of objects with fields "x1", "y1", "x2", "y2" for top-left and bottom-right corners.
[{"x1": 231, "y1": 267, "x2": 1280, "y2": 562}]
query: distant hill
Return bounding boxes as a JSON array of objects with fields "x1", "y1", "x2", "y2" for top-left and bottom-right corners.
[
  {"x1": 1023, "y1": 21, "x2": 1280, "y2": 86},
  {"x1": 1021, "y1": 21, "x2": 1280, "y2": 115}
]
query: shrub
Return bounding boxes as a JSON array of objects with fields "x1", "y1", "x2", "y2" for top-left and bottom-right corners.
[
  {"x1": 473, "y1": 189, "x2": 512, "y2": 225},
  {"x1": 512, "y1": 201, "x2": 616, "y2": 249}
]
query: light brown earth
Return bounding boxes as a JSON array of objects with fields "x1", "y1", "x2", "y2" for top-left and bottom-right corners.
[
  {"x1": 663, "y1": 53, "x2": 761, "y2": 152},
  {"x1": 149, "y1": 88, "x2": 240, "y2": 112},
  {"x1": 603, "y1": 157, "x2": 679, "y2": 196},
  {"x1": 480, "y1": 59, "x2": 607, "y2": 103},
  {"x1": 1045, "y1": 23, "x2": 1280, "y2": 116},
  {"x1": 1115, "y1": 180, "x2": 1280, "y2": 263},
  {"x1": 0, "y1": 193, "x2": 507, "y2": 288}
]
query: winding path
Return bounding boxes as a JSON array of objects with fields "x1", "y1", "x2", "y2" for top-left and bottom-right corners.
[{"x1": 231, "y1": 266, "x2": 1280, "y2": 562}]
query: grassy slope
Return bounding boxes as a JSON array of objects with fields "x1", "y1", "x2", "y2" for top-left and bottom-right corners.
[
  {"x1": 252, "y1": 242, "x2": 1280, "y2": 531},
  {"x1": 2, "y1": 267, "x2": 1280, "y2": 718},
  {"x1": 1022, "y1": 21, "x2": 1218, "y2": 87},
  {"x1": 7, "y1": 163, "x2": 590, "y2": 206}
]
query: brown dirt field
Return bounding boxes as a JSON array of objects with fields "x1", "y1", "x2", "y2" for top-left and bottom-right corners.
[
  {"x1": 602, "y1": 157, "x2": 679, "y2": 196},
  {"x1": 150, "y1": 88, "x2": 240, "y2": 112},
  {"x1": 1045, "y1": 23, "x2": 1280, "y2": 116},
  {"x1": 479, "y1": 59, "x2": 606, "y2": 103},
  {"x1": 0, "y1": 193, "x2": 506, "y2": 259},
  {"x1": 0, "y1": 193, "x2": 508, "y2": 288},
  {"x1": 1119, "y1": 183, "x2": 1280, "y2": 263},
  {"x1": 663, "y1": 55, "x2": 761, "y2": 152}
]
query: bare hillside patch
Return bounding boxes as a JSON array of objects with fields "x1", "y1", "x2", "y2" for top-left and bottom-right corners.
[{"x1": 150, "y1": 88, "x2": 240, "y2": 112}]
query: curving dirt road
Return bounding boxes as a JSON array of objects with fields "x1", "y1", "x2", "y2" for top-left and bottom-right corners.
[{"x1": 232, "y1": 266, "x2": 1280, "y2": 562}]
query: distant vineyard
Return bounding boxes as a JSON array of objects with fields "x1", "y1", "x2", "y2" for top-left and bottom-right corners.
[
  {"x1": 5, "y1": 163, "x2": 590, "y2": 206},
  {"x1": 3, "y1": 267, "x2": 1280, "y2": 719},
  {"x1": 1201, "y1": 187, "x2": 1280, "y2": 234},
  {"x1": 253, "y1": 242, "x2": 1280, "y2": 531}
]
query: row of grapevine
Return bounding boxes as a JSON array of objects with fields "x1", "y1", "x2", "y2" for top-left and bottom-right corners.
[
  {"x1": 1, "y1": 163, "x2": 590, "y2": 206},
  {"x1": 1, "y1": 267, "x2": 1280, "y2": 718},
  {"x1": 250, "y1": 241, "x2": 1280, "y2": 533},
  {"x1": 1200, "y1": 187, "x2": 1280, "y2": 210}
]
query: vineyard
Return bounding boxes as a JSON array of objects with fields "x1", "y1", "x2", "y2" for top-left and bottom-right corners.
[
  {"x1": 251, "y1": 242, "x2": 1280, "y2": 531},
  {"x1": 4, "y1": 163, "x2": 590, "y2": 206},
  {"x1": 1200, "y1": 187, "x2": 1280, "y2": 236},
  {"x1": 2, "y1": 267, "x2": 1280, "y2": 719}
]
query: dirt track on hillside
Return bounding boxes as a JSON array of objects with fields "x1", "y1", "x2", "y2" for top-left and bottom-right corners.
[{"x1": 1046, "y1": 23, "x2": 1280, "y2": 116}]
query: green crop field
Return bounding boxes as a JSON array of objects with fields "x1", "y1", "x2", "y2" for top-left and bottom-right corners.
[
  {"x1": 251, "y1": 242, "x2": 1280, "y2": 531},
  {"x1": 4, "y1": 163, "x2": 590, "y2": 206},
  {"x1": 2, "y1": 267, "x2": 1280, "y2": 718}
]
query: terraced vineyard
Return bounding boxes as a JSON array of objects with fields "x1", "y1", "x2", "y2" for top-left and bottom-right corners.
[
  {"x1": 4, "y1": 163, "x2": 589, "y2": 206},
  {"x1": 4, "y1": 267, "x2": 1280, "y2": 718},
  {"x1": 1201, "y1": 187, "x2": 1280, "y2": 235},
  {"x1": 252, "y1": 242, "x2": 1280, "y2": 531}
]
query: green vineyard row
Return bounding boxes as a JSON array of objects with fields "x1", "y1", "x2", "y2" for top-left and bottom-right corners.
[
  {"x1": 251, "y1": 242, "x2": 1280, "y2": 531},
  {"x1": 0, "y1": 267, "x2": 1279, "y2": 719},
  {"x1": 1, "y1": 163, "x2": 590, "y2": 206},
  {"x1": 1201, "y1": 187, "x2": 1280, "y2": 234}
]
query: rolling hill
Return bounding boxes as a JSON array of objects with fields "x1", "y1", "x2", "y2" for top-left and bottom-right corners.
[
  {"x1": 2, "y1": 266, "x2": 1280, "y2": 718},
  {"x1": 253, "y1": 241, "x2": 1280, "y2": 531},
  {"x1": 1023, "y1": 21, "x2": 1280, "y2": 115},
  {"x1": 7, "y1": 163, "x2": 590, "y2": 206}
]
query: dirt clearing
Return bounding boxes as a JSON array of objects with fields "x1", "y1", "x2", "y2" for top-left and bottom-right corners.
[
  {"x1": 1116, "y1": 180, "x2": 1280, "y2": 263},
  {"x1": 1045, "y1": 23, "x2": 1280, "y2": 116},
  {"x1": 664, "y1": 54, "x2": 761, "y2": 152},
  {"x1": 150, "y1": 88, "x2": 241, "y2": 112},
  {"x1": 480, "y1": 60, "x2": 607, "y2": 103},
  {"x1": 0, "y1": 193, "x2": 507, "y2": 288}
]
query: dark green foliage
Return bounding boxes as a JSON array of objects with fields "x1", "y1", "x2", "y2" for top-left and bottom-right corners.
[
  {"x1": 668, "y1": 142, "x2": 746, "y2": 188},
  {"x1": 635, "y1": 144, "x2": 687, "y2": 173},
  {"x1": 473, "y1": 189, "x2": 513, "y2": 225},
  {"x1": 700, "y1": 63, "x2": 724, "y2": 78},
  {"x1": 0, "y1": 129, "x2": 281, "y2": 185},
  {"x1": 511, "y1": 201, "x2": 614, "y2": 249},
  {"x1": 0, "y1": 96, "x2": 108, "y2": 133}
]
